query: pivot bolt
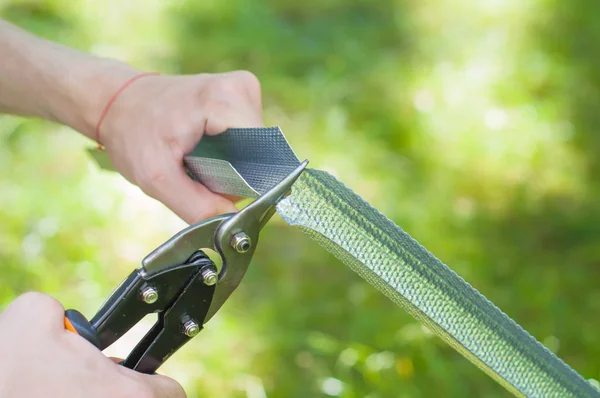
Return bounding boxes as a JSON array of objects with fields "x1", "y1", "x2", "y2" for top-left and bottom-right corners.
[
  {"x1": 140, "y1": 287, "x2": 158, "y2": 304},
  {"x1": 201, "y1": 267, "x2": 219, "y2": 286},
  {"x1": 231, "y1": 232, "x2": 251, "y2": 253},
  {"x1": 183, "y1": 320, "x2": 200, "y2": 337}
]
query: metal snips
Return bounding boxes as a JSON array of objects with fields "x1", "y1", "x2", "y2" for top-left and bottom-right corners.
[{"x1": 64, "y1": 160, "x2": 308, "y2": 374}]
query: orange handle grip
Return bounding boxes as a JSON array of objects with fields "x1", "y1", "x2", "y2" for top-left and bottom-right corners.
[{"x1": 64, "y1": 309, "x2": 101, "y2": 349}]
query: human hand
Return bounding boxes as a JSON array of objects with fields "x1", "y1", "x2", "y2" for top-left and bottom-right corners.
[
  {"x1": 0, "y1": 292, "x2": 186, "y2": 398},
  {"x1": 0, "y1": 21, "x2": 262, "y2": 223},
  {"x1": 98, "y1": 70, "x2": 264, "y2": 224}
]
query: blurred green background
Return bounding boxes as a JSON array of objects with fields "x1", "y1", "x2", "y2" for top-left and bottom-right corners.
[{"x1": 1, "y1": 0, "x2": 599, "y2": 396}]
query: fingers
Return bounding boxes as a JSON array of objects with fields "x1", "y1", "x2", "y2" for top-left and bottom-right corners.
[
  {"x1": 142, "y1": 156, "x2": 238, "y2": 224},
  {"x1": 130, "y1": 373, "x2": 187, "y2": 398},
  {"x1": 107, "y1": 355, "x2": 185, "y2": 397},
  {"x1": 144, "y1": 374, "x2": 187, "y2": 398}
]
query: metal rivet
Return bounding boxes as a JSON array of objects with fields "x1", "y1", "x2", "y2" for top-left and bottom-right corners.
[
  {"x1": 201, "y1": 267, "x2": 219, "y2": 286},
  {"x1": 230, "y1": 232, "x2": 251, "y2": 253},
  {"x1": 183, "y1": 320, "x2": 200, "y2": 337},
  {"x1": 140, "y1": 287, "x2": 158, "y2": 304}
]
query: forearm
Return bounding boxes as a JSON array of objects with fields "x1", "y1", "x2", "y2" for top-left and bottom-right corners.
[{"x1": 0, "y1": 19, "x2": 139, "y2": 139}]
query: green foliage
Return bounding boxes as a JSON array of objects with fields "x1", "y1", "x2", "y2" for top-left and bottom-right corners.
[{"x1": 1, "y1": 0, "x2": 599, "y2": 396}]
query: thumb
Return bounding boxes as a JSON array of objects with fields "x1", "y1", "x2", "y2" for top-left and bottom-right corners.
[
  {"x1": 135, "y1": 373, "x2": 187, "y2": 398},
  {"x1": 112, "y1": 357, "x2": 186, "y2": 397}
]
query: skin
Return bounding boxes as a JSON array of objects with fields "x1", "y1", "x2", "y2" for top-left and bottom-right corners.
[
  {"x1": 0, "y1": 293, "x2": 186, "y2": 398},
  {"x1": 0, "y1": 19, "x2": 264, "y2": 397},
  {"x1": 0, "y1": 19, "x2": 263, "y2": 222}
]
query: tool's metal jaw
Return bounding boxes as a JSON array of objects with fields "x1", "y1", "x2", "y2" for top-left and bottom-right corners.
[
  {"x1": 141, "y1": 159, "x2": 308, "y2": 321},
  {"x1": 208, "y1": 159, "x2": 308, "y2": 320}
]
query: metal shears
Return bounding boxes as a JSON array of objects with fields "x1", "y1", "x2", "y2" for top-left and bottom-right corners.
[{"x1": 64, "y1": 160, "x2": 308, "y2": 374}]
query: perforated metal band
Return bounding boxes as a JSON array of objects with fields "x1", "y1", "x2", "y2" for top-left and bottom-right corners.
[{"x1": 181, "y1": 127, "x2": 599, "y2": 397}]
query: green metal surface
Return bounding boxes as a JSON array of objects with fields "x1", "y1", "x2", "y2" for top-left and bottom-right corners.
[
  {"x1": 182, "y1": 127, "x2": 599, "y2": 397},
  {"x1": 276, "y1": 169, "x2": 599, "y2": 397}
]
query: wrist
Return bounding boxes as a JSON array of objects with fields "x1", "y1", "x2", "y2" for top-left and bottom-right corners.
[{"x1": 53, "y1": 57, "x2": 140, "y2": 140}]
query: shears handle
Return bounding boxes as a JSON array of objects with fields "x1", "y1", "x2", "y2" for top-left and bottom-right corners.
[
  {"x1": 61, "y1": 250, "x2": 216, "y2": 375},
  {"x1": 64, "y1": 309, "x2": 101, "y2": 349}
]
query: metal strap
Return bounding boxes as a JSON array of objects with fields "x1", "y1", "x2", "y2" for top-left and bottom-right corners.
[
  {"x1": 277, "y1": 168, "x2": 597, "y2": 398},
  {"x1": 182, "y1": 127, "x2": 598, "y2": 397},
  {"x1": 186, "y1": 127, "x2": 596, "y2": 397}
]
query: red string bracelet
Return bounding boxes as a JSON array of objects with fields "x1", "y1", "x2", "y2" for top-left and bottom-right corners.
[{"x1": 94, "y1": 72, "x2": 160, "y2": 149}]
